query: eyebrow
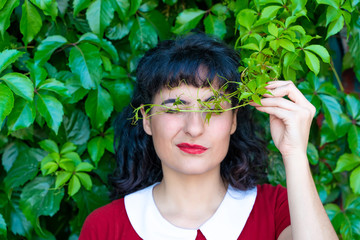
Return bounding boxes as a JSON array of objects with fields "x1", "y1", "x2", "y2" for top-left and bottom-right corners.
[{"x1": 161, "y1": 94, "x2": 224, "y2": 105}]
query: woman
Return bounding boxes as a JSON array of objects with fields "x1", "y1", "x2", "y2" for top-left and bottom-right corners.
[{"x1": 79, "y1": 33, "x2": 337, "y2": 240}]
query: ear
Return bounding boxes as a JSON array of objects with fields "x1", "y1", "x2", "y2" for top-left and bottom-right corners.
[
  {"x1": 230, "y1": 109, "x2": 238, "y2": 135},
  {"x1": 141, "y1": 106, "x2": 152, "y2": 135}
]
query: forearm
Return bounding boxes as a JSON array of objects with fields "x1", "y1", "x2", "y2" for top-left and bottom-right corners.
[{"x1": 283, "y1": 152, "x2": 338, "y2": 240}]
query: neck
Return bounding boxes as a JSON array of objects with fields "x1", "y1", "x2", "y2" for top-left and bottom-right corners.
[{"x1": 153, "y1": 167, "x2": 227, "y2": 229}]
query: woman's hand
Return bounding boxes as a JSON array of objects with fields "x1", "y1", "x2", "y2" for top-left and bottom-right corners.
[
  {"x1": 251, "y1": 81, "x2": 338, "y2": 240},
  {"x1": 250, "y1": 81, "x2": 316, "y2": 159}
]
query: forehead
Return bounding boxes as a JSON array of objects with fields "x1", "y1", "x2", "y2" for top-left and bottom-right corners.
[{"x1": 153, "y1": 84, "x2": 221, "y2": 104}]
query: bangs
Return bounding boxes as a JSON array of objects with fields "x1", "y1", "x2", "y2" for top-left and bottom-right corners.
[{"x1": 135, "y1": 34, "x2": 241, "y2": 105}]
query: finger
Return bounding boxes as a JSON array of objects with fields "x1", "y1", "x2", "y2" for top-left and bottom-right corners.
[
  {"x1": 265, "y1": 81, "x2": 311, "y2": 106},
  {"x1": 251, "y1": 97, "x2": 301, "y2": 112}
]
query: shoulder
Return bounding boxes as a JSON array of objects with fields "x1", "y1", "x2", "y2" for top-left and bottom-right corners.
[
  {"x1": 79, "y1": 198, "x2": 140, "y2": 240},
  {"x1": 257, "y1": 183, "x2": 287, "y2": 199},
  {"x1": 80, "y1": 198, "x2": 127, "y2": 229}
]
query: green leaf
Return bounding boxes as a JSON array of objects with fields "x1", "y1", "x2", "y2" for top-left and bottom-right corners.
[
  {"x1": 139, "y1": 0, "x2": 158, "y2": 12},
  {"x1": 68, "y1": 175, "x2": 81, "y2": 196},
  {"x1": 0, "y1": 84, "x2": 14, "y2": 124},
  {"x1": 20, "y1": 176, "x2": 64, "y2": 223},
  {"x1": 87, "y1": 136, "x2": 106, "y2": 165},
  {"x1": 30, "y1": 0, "x2": 58, "y2": 20},
  {"x1": 319, "y1": 94, "x2": 342, "y2": 132},
  {"x1": 129, "y1": 16, "x2": 158, "y2": 52},
  {"x1": 59, "y1": 158, "x2": 76, "y2": 171},
  {"x1": 288, "y1": 25, "x2": 306, "y2": 36},
  {"x1": 326, "y1": 6, "x2": 341, "y2": 26},
  {"x1": 73, "y1": 0, "x2": 91, "y2": 16},
  {"x1": 58, "y1": 110, "x2": 90, "y2": 146},
  {"x1": 259, "y1": 5, "x2": 282, "y2": 20},
  {"x1": 106, "y1": 18, "x2": 133, "y2": 40},
  {"x1": 60, "y1": 142, "x2": 77, "y2": 154},
  {"x1": 345, "y1": 94, "x2": 360, "y2": 120},
  {"x1": 348, "y1": 125, "x2": 360, "y2": 155},
  {"x1": 239, "y1": 43, "x2": 260, "y2": 51},
  {"x1": 304, "y1": 50, "x2": 320, "y2": 75},
  {"x1": 236, "y1": 9, "x2": 257, "y2": 30},
  {"x1": 325, "y1": 203, "x2": 341, "y2": 222},
  {"x1": 7, "y1": 98, "x2": 36, "y2": 132},
  {"x1": 307, "y1": 142, "x2": 319, "y2": 165},
  {"x1": 112, "y1": 0, "x2": 130, "y2": 21},
  {"x1": 304, "y1": 45, "x2": 330, "y2": 63},
  {"x1": 34, "y1": 35, "x2": 68, "y2": 66},
  {"x1": 251, "y1": 94, "x2": 261, "y2": 105},
  {"x1": 78, "y1": 33, "x2": 119, "y2": 62},
  {"x1": 75, "y1": 162, "x2": 94, "y2": 172},
  {"x1": 55, "y1": 171, "x2": 72, "y2": 188},
  {"x1": 1, "y1": 142, "x2": 27, "y2": 172},
  {"x1": 278, "y1": 39, "x2": 295, "y2": 52},
  {"x1": 172, "y1": 8, "x2": 206, "y2": 34},
  {"x1": 36, "y1": 94, "x2": 64, "y2": 134},
  {"x1": 1, "y1": 73, "x2": 34, "y2": 101},
  {"x1": 8, "y1": 201, "x2": 33, "y2": 238},
  {"x1": 211, "y1": 3, "x2": 228, "y2": 16},
  {"x1": 39, "y1": 139, "x2": 59, "y2": 153},
  {"x1": 62, "y1": 152, "x2": 81, "y2": 165},
  {"x1": 42, "y1": 161, "x2": 58, "y2": 175},
  {"x1": 38, "y1": 78, "x2": 69, "y2": 97},
  {"x1": 0, "y1": 214, "x2": 7, "y2": 238},
  {"x1": 334, "y1": 153, "x2": 360, "y2": 172},
  {"x1": 340, "y1": 209, "x2": 360, "y2": 239},
  {"x1": 71, "y1": 185, "x2": 109, "y2": 229},
  {"x1": 76, "y1": 172, "x2": 92, "y2": 190},
  {"x1": 86, "y1": 0, "x2": 115, "y2": 37},
  {"x1": 350, "y1": 166, "x2": 360, "y2": 194},
  {"x1": 326, "y1": 15, "x2": 344, "y2": 39},
  {"x1": 20, "y1": 0, "x2": 42, "y2": 45},
  {"x1": 100, "y1": 38, "x2": 120, "y2": 62},
  {"x1": 69, "y1": 43, "x2": 102, "y2": 90},
  {"x1": 0, "y1": 0, "x2": 20, "y2": 39},
  {"x1": 128, "y1": 0, "x2": 141, "y2": 16},
  {"x1": 163, "y1": 0, "x2": 177, "y2": 5},
  {"x1": 204, "y1": 14, "x2": 227, "y2": 39},
  {"x1": 317, "y1": 0, "x2": 339, "y2": 9},
  {"x1": 141, "y1": 10, "x2": 171, "y2": 41},
  {"x1": 0, "y1": 49, "x2": 24, "y2": 74},
  {"x1": 85, "y1": 86, "x2": 113, "y2": 130},
  {"x1": 4, "y1": 148, "x2": 45, "y2": 190},
  {"x1": 268, "y1": 22, "x2": 278, "y2": 37}
]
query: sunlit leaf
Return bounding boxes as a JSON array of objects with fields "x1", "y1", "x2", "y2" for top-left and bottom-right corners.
[
  {"x1": 7, "y1": 99, "x2": 36, "y2": 132},
  {"x1": 1, "y1": 73, "x2": 34, "y2": 101},
  {"x1": 36, "y1": 94, "x2": 64, "y2": 134},
  {"x1": 20, "y1": 0, "x2": 42, "y2": 45},
  {"x1": 85, "y1": 86, "x2": 113, "y2": 129},
  {"x1": 86, "y1": 0, "x2": 115, "y2": 37},
  {"x1": 304, "y1": 50, "x2": 320, "y2": 75},
  {"x1": 0, "y1": 84, "x2": 14, "y2": 124},
  {"x1": 69, "y1": 43, "x2": 102, "y2": 90},
  {"x1": 34, "y1": 35, "x2": 68, "y2": 66},
  {"x1": 0, "y1": 0, "x2": 20, "y2": 38},
  {"x1": 0, "y1": 49, "x2": 24, "y2": 74},
  {"x1": 172, "y1": 8, "x2": 206, "y2": 34}
]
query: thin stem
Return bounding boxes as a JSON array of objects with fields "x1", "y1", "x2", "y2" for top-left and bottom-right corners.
[{"x1": 330, "y1": 59, "x2": 344, "y2": 92}]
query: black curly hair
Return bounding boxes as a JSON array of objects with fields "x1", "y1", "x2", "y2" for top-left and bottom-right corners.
[{"x1": 110, "y1": 33, "x2": 267, "y2": 199}]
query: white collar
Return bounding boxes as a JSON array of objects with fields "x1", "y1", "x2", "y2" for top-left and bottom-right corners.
[{"x1": 124, "y1": 183, "x2": 257, "y2": 240}]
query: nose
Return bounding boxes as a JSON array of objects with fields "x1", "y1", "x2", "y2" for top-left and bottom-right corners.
[{"x1": 183, "y1": 111, "x2": 205, "y2": 137}]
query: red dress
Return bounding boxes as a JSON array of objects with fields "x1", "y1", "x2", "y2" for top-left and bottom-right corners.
[{"x1": 79, "y1": 184, "x2": 290, "y2": 240}]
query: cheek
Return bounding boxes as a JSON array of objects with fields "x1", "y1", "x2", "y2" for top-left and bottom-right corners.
[{"x1": 150, "y1": 116, "x2": 181, "y2": 149}]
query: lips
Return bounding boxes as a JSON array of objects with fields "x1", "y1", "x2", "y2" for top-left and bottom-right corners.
[{"x1": 176, "y1": 143, "x2": 208, "y2": 154}]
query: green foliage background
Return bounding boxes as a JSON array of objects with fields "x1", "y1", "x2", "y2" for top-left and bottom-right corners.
[{"x1": 0, "y1": 0, "x2": 359, "y2": 239}]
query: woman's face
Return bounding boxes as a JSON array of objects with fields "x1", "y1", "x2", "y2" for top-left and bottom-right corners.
[{"x1": 142, "y1": 83, "x2": 237, "y2": 177}]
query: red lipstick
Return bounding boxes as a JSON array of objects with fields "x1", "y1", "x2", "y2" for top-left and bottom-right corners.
[{"x1": 176, "y1": 143, "x2": 208, "y2": 154}]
